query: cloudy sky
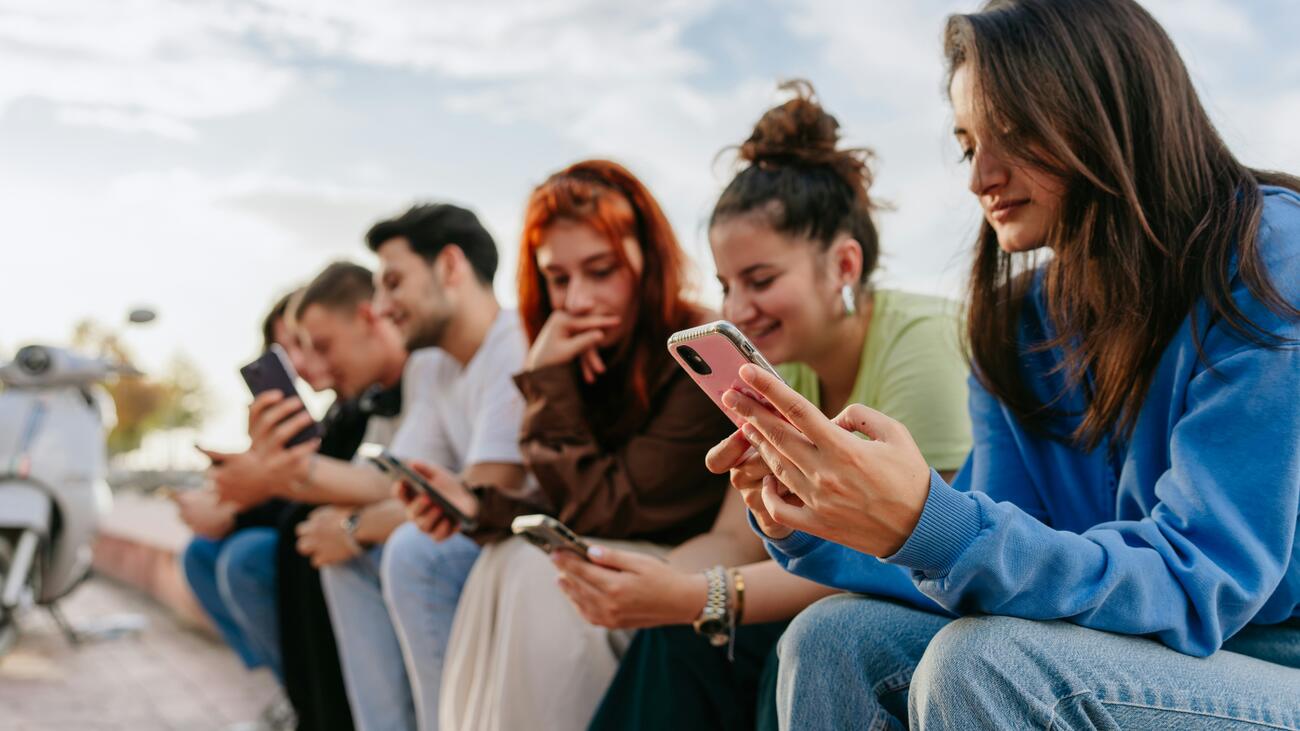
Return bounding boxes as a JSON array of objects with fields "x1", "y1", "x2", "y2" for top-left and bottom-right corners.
[{"x1": 2, "y1": 0, "x2": 1297, "y2": 461}]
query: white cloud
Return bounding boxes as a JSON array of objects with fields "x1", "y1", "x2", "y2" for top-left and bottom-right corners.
[
  {"x1": 54, "y1": 105, "x2": 198, "y2": 140},
  {"x1": 0, "y1": 0, "x2": 716, "y2": 140},
  {"x1": 0, "y1": 1, "x2": 296, "y2": 132}
]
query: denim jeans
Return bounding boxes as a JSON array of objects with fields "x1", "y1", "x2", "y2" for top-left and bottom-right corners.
[
  {"x1": 777, "y1": 594, "x2": 1300, "y2": 730},
  {"x1": 320, "y1": 545, "x2": 415, "y2": 731},
  {"x1": 181, "y1": 528, "x2": 282, "y2": 681},
  {"x1": 321, "y1": 527, "x2": 479, "y2": 731},
  {"x1": 381, "y1": 523, "x2": 481, "y2": 731}
]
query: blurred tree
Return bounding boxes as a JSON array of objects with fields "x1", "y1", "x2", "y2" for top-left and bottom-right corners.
[{"x1": 71, "y1": 319, "x2": 207, "y2": 455}]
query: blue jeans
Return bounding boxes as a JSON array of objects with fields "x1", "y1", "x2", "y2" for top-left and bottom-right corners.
[
  {"x1": 381, "y1": 523, "x2": 481, "y2": 731},
  {"x1": 181, "y1": 529, "x2": 282, "y2": 681},
  {"x1": 778, "y1": 594, "x2": 1300, "y2": 730},
  {"x1": 321, "y1": 527, "x2": 479, "y2": 731}
]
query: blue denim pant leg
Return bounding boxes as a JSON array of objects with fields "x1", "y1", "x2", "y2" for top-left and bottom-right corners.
[
  {"x1": 910, "y1": 615, "x2": 1300, "y2": 730},
  {"x1": 182, "y1": 535, "x2": 265, "y2": 670},
  {"x1": 320, "y1": 545, "x2": 417, "y2": 731},
  {"x1": 214, "y1": 527, "x2": 282, "y2": 682},
  {"x1": 776, "y1": 594, "x2": 952, "y2": 731},
  {"x1": 380, "y1": 523, "x2": 480, "y2": 731}
]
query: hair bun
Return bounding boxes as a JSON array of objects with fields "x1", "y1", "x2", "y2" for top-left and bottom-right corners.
[{"x1": 738, "y1": 80, "x2": 874, "y2": 203}]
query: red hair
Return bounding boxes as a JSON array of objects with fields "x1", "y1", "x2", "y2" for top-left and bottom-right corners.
[{"x1": 518, "y1": 159, "x2": 698, "y2": 410}]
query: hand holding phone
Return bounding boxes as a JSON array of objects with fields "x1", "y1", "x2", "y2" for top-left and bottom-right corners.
[
  {"x1": 511, "y1": 514, "x2": 591, "y2": 559},
  {"x1": 369, "y1": 451, "x2": 479, "y2": 533},
  {"x1": 667, "y1": 320, "x2": 788, "y2": 429},
  {"x1": 240, "y1": 344, "x2": 320, "y2": 448}
]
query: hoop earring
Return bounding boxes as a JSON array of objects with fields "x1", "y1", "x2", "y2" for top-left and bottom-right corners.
[{"x1": 841, "y1": 284, "x2": 857, "y2": 316}]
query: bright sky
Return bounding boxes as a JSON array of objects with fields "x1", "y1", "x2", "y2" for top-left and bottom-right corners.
[{"x1": 3, "y1": 0, "x2": 1297, "y2": 465}]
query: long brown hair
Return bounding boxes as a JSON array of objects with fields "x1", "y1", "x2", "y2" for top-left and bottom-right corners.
[
  {"x1": 948, "y1": 0, "x2": 1300, "y2": 448},
  {"x1": 518, "y1": 159, "x2": 699, "y2": 412}
]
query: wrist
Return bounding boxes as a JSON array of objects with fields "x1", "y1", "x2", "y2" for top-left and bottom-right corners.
[
  {"x1": 676, "y1": 572, "x2": 710, "y2": 625},
  {"x1": 340, "y1": 510, "x2": 364, "y2": 556},
  {"x1": 289, "y1": 454, "x2": 318, "y2": 495},
  {"x1": 755, "y1": 514, "x2": 794, "y2": 540}
]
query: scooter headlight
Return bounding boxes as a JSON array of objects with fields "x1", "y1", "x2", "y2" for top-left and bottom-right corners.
[{"x1": 15, "y1": 345, "x2": 51, "y2": 376}]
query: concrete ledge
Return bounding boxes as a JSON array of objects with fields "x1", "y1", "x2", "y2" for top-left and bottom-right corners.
[{"x1": 91, "y1": 492, "x2": 214, "y2": 634}]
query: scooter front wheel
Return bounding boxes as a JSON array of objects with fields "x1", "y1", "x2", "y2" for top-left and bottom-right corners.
[{"x1": 0, "y1": 537, "x2": 14, "y2": 657}]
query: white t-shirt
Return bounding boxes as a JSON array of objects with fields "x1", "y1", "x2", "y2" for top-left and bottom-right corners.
[{"x1": 388, "y1": 309, "x2": 528, "y2": 472}]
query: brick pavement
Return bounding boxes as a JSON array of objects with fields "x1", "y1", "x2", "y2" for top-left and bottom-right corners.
[{"x1": 0, "y1": 576, "x2": 277, "y2": 731}]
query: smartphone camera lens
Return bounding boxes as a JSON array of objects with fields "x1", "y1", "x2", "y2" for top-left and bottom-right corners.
[{"x1": 676, "y1": 345, "x2": 712, "y2": 376}]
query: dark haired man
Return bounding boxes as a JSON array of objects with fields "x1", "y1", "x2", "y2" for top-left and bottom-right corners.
[{"x1": 318, "y1": 203, "x2": 535, "y2": 731}]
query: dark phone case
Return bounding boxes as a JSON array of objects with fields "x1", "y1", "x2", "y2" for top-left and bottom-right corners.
[
  {"x1": 369, "y1": 452, "x2": 478, "y2": 532},
  {"x1": 239, "y1": 350, "x2": 321, "y2": 448}
]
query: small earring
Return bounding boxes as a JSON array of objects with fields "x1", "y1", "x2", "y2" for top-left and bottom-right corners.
[{"x1": 841, "y1": 284, "x2": 857, "y2": 316}]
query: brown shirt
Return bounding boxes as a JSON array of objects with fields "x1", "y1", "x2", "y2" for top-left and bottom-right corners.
[{"x1": 471, "y1": 359, "x2": 734, "y2": 545}]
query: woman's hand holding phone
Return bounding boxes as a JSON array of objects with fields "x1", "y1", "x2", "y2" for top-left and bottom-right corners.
[
  {"x1": 705, "y1": 429, "x2": 797, "y2": 540},
  {"x1": 712, "y1": 364, "x2": 932, "y2": 558},
  {"x1": 524, "y1": 311, "x2": 620, "y2": 384},
  {"x1": 391, "y1": 459, "x2": 480, "y2": 541},
  {"x1": 552, "y1": 545, "x2": 707, "y2": 630}
]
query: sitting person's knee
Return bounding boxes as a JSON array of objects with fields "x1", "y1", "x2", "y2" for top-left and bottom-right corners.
[
  {"x1": 779, "y1": 594, "x2": 870, "y2": 668},
  {"x1": 912, "y1": 615, "x2": 1038, "y2": 700}
]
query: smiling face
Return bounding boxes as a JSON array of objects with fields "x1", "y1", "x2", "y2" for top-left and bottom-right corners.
[
  {"x1": 535, "y1": 219, "x2": 643, "y2": 349},
  {"x1": 951, "y1": 64, "x2": 1064, "y2": 254},
  {"x1": 709, "y1": 215, "x2": 843, "y2": 366},
  {"x1": 372, "y1": 237, "x2": 454, "y2": 351}
]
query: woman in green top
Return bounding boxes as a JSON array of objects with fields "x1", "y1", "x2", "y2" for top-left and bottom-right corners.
[{"x1": 550, "y1": 80, "x2": 972, "y2": 731}]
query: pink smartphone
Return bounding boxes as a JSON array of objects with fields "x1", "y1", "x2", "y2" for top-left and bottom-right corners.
[{"x1": 667, "y1": 320, "x2": 787, "y2": 428}]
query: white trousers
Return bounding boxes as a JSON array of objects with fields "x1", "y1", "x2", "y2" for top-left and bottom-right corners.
[{"x1": 439, "y1": 536, "x2": 666, "y2": 731}]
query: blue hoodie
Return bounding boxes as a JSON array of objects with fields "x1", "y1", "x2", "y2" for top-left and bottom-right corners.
[{"x1": 762, "y1": 186, "x2": 1300, "y2": 657}]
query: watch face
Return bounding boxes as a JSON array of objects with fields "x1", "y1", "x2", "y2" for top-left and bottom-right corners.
[{"x1": 695, "y1": 617, "x2": 726, "y2": 636}]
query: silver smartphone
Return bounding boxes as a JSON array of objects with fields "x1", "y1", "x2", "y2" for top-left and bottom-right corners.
[{"x1": 511, "y1": 514, "x2": 591, "y2": 560}]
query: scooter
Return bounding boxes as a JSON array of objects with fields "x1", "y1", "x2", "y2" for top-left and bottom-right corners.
[{"x1": 0, "y1": 343, "x2": 131, "y2": 654}]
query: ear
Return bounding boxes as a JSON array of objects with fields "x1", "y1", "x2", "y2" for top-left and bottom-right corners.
[
  {"x1": 356, "y1": 299, "x2": 377, "y2": 326},
  {"x1": 828, "y1": 235, "x2": 864, "y2": 288},
  {"x1": 435, "y1": 244, "x2": 467, "y2": 288}
]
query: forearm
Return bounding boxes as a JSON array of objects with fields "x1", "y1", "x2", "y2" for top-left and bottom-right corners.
[
  {"x1": 735, "y1": 560, "x2": 838, "y2": 625},
  {"x1": 279, "y1": 456, "x2": 389, "y2": 505},
  {"x1": 667, "y1": 489, "x2": 769, "y2": 571},
  {"x1": 760, "y1": 513, "x2": 947, "y2": 615},
  {"x1": 354, "y1": 498, "x2": 408, "y2": 545},
  {"x1": 667, "y1": 529, "x2": 768, "y2": 572}
]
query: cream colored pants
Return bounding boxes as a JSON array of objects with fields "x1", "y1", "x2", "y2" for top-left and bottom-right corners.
[{"x1": 439, "y1": 536, "x2": 667, "y2": 731}]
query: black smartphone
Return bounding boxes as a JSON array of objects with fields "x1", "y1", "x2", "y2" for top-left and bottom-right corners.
[
  {"x1": 239, "y1": 344, "x2": 320, "y2": 448},
  {"x1": 368, "y1": 450, "x2": 478, "y2": 532},
  {"x1": 511, "y1": 514, "x2": 591, "y2": 560}
]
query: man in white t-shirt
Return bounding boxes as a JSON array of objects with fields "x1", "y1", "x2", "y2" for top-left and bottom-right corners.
[{"x1": 320, "y1": 203, "x2": 535, "y2": 731}]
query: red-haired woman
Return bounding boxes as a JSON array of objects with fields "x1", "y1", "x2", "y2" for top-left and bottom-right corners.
[{"x1": 436, "y1": 159, "x2": 734, "y2": 731}]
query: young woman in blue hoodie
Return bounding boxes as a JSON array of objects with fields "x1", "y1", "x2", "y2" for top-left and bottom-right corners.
[{"x1": 707, "y1": 0, "x2": 1300, "y2": 728}]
